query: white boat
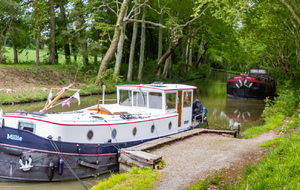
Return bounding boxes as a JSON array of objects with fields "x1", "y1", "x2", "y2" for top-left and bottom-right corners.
[{"x1": 0, "y1": 82, "x2": 207, "y2": 181}]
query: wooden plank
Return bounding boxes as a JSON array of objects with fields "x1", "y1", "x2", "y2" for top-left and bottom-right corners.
[
  {"x1": 121, "y1": 150, "x2": 162, "y2": 165},
  {"x1": 119, "y1": 154, "x2": 151, "y2": 168}
]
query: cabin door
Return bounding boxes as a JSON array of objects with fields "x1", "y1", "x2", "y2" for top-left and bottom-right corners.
[{"x1": 177, "y1": 91, "x2": 182, "y2": 127}]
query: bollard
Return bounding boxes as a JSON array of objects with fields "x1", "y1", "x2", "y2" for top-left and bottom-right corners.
[{"x1": 237, "y1": 124, "x2": 240, "y2": 138}]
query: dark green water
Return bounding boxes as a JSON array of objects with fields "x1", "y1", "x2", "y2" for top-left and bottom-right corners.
[
  {"x1": 0, "y1": 71, "x2": 265, "y2": 189},
  {"x1": 187, "y1": 71, "x2": 265, "y2": 132}
]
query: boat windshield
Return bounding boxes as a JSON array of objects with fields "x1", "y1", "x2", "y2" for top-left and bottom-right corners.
[
  {"x1": 120, "y1": 90, "x2": 132, "y2": 106},
  {"x1": 133, "y1": 91, "x2": 147, "y2": 107},
  {"x1": 166, "y1": 92, "x2": 176, "y2": 110},
  {"x1": 183, "y1": 91, "x2": 192, "y2": 107},
  {"x1": 149, "y1": 92, "x2": 162, "y2": 109}
]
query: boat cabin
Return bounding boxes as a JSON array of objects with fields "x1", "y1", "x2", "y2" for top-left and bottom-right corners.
[{"x1": 115, "y1": 82, "x2": 196, "y2": 128}]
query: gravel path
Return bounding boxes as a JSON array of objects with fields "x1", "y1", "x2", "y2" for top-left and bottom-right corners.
[{"x1": 151, "y1": 130, "x2": 278, "y2": 190}]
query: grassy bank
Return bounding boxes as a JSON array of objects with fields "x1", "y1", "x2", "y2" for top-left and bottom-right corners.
[
  {"x1": 92, "y1": 167, "x2": 159, "y2": 190},
  {"x1": 0, "y1": 65, "x2": 118, "y2": 104},
  {"x1": 242, "y1": 88, "x2": 299, "y2": 139},
  {"x1": 188, "y1": 87, "x2": 300, "y2": 190}
]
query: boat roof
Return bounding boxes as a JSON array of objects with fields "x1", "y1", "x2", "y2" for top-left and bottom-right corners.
[{"x1": 115, "y1": 82, "x2": 197, "y2": 91}]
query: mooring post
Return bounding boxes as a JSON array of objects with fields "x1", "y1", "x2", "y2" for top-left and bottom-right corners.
[{"x1": 237, "y1": 124, "x2": 240, "y2": 138}]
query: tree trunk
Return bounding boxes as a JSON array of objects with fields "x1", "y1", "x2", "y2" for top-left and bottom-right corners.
[
  {"x1": 163, "y1": 30, "x2": 172, "y2": 78},
  {"x1": 94, "y1": 29, "x2": 99, "y2": 65},
  {"x1": 33, "y1": 0, "x2": 40, "y2": 66},
  {"x1": 49, "y1": 0, "x2": 55, "y2": 65},
  {"x1": 82, "y1": 41, "x2": 88, "y2": 67},
  {"x1": 113, "y1": 21, "x2": 127, "y2": 82},
  {"x1": 163, "y1": 54, "x2": 172, "y2": 78},
  {"x1": 95, "y1": 0, "x2": 129, "y2": 85},
  {"x1": 296, "y1": 46, "x2": 300, "y2": 70},
  {"x1": 138, "y1": 4, "x2": 147, "y2": 81},
  {"x1": 194, "y1": 39, "x2": 208, "y2": 69},
  {"x1": 59, "y1": 0, "x2": 70, "y2": 64},
  {"x1": 188, "y1": 38, "x2": 193, "y2": 69},
  {"x1": 11, "y1": 12, "x2": 18, "y2": 64},
  {"x1": 185, "y1": 38, "x2": 190, "y2": 72},
  {"x1": 158, "y1": 14, "x2": 163, "y2": 60},
  {"x1": 156, "y1": 37, "x2": 184, "y2": 72},
  {"x1": 127, "y1": 1, "x2": 139, "y2": 83}
]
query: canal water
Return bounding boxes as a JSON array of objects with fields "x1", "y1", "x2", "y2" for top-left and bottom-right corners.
[{"x1": 0, "y1": 71, "x2": 266, "y2": 189}]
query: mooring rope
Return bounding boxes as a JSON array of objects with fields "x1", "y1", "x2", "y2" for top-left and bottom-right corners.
[
  {"x1": 104, "y1": 120, "x2": 121, "y2": 152},
  {"x1": 48, "y1": 138, "x2": 89, "y2": 190}
]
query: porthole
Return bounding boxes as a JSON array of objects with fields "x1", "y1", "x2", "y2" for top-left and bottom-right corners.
[
  {"x1": 133, "y1": 127, "x2": 137, "y2": 136},
  {"x1": 87, "y1": 130, "x2": 93, "y2": 140},
  {"x1": 111, "y1": 129, "x2": 117, "y2": 139},
  {"x1": 151, "y1": 125, "x2": 155, "y2": 133},
  {"x1": 168, "y1": 122, "x2": 172, "y2": 130}
]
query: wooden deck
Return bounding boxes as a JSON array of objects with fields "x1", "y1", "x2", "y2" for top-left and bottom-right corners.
[{"x1": 119, "y1": 128, "x2": 237, "y2": 172}]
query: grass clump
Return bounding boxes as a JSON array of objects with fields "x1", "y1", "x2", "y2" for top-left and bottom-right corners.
[
  {"x1": 231, "y1": 132, "x2": 300, "y2": 189},
  {"x1": 187, "y1": 170, "x2": 224, "y2": 190},
  {"x1": 242, "y1": 89, "x2": 299, "y2": 139},
  {"x1": 92, "y1": 167, "x2": 159, "y2": 190},
  {"x1": 279, "y1": 105, "x2": 300, "y2": 133}
]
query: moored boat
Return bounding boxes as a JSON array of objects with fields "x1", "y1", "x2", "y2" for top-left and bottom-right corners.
[
  {"x1": 0, "y1": 82, "x2": 207, "y2": 181},
  {"x1": 227, "y1": 69, "x2": 276, "y2": 99}
]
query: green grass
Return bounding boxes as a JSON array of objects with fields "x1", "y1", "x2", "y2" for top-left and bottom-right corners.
[
  {"x1": 242, "y1": 113, "x2": 285, "y2": 139},
  {"x1": 187, "y1": 170, "x2": 224, "y2": 190},
  {"x1": 3, "y1": 47, "x2": 101, "y2": 65},
  {"x1": 278, "y1": 106, "x2": 300, "y2": 133},
  {"x1": 91, "y1": 167, "x2": 159, "y2": 190},
  {"x1": 241, "y1": 89, "x2": 299, "y2": 139},
  {"x1": 230, "y1": 132, "x2": 300, "y2": 190}
]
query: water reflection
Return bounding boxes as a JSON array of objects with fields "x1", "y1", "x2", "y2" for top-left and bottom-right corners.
[{"x1": 186, "y1": 71, "x2": 265, "y2": 131}]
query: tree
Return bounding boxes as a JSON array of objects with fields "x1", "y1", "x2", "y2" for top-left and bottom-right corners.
[
  {"x1": 0, "y1": 0, "x2": 16, "y2": 64},
  {"x1": 138, "y1": 3, "x2": 147, "y2": 81},
  {"x1": 58, "y1": 0, "x2": 71, "y2": 64},
  {"x1": 49, "y1": 0, "x2": 55, "y2": 65},
  {"x1": 95, "y1": 0, "x2": 130, "y2": 85},
  {"x1": 127, "y1": 0, "x2": 139, "y2": 83},
  {"x1": 33, "y1": 0, "x2": 40, "y2": 66}
]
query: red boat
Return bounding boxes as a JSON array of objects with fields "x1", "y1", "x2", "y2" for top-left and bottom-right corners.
[{"x1": 227, "y1": 69, "x2": 276, "y2": 99}]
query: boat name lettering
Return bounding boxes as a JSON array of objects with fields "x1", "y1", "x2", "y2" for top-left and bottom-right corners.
[{"x1": 7, "y1": 134, "x2": 23, "y2": 141}]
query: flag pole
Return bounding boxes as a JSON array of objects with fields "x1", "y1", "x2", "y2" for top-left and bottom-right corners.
[{"x1": 41, "y1": 84, "x2": 78, "y2": 113}]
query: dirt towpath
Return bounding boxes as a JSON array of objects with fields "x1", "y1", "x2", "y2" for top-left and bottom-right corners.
[{"x1": 151, "y1": 130, "x2": 278, "y2": 190}]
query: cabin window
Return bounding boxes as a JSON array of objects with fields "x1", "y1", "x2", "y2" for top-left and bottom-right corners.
[
  {"x1": 120, "y1": 90, "x2": 132, "y2": 106},
  {"x1": 149, "y1": 92, "x2": 162, "y2": 109},
  {"x1": 151, "y1": 125, "x2": 155, "y2": 133},
  {"x1": 133, "y1": 127, "x2": 137, "y2": 136},
  {"x1": 133, "y1": 91, "x2": 147, "y2": 107},
  {"x1": 18, "y1": 121, "x2": 35, "y2": 133},
  {"x1": 183, "y1": 91, "x2": 192, "y2": 107},
  {"x1": 166, "y1": 92, "x2": 176, "y2": 110},
  {"x1": 87, "y1": 130, "x2": 93, "y2": 140},
  {"x1": 111, "y1": 129, "x2": 117, "y2": 139},
  {"x1": 168, "y1": 122, "x2": 172, "y2": 130}
]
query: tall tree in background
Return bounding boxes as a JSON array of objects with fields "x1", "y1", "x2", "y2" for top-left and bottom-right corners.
[
  {"x1": 95, "y1": 0, "x2": 130, "y2": 85},
  {"x1": 127, "y1": 0, "x2": 139, "y2": 83},
  {"x1": 58, "y1": 0, "x2": 70, "y2": 64},
  {"x1": 33, "y1": 0, "x2": 40, "y2": 66},
  {"x1": 138, "y1": 3, "x2": 147, "y2": 81},
  {"x1": 0, "y1": 0, "x2": 16, "y2": 64},
  {"x1": 49, "y1": 0, "x2": 55, "y2": 65}
]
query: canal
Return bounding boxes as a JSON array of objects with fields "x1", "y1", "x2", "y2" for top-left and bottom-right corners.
[{"x1": 0, "y1": 71, "x2": 266, "y2": 189}]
